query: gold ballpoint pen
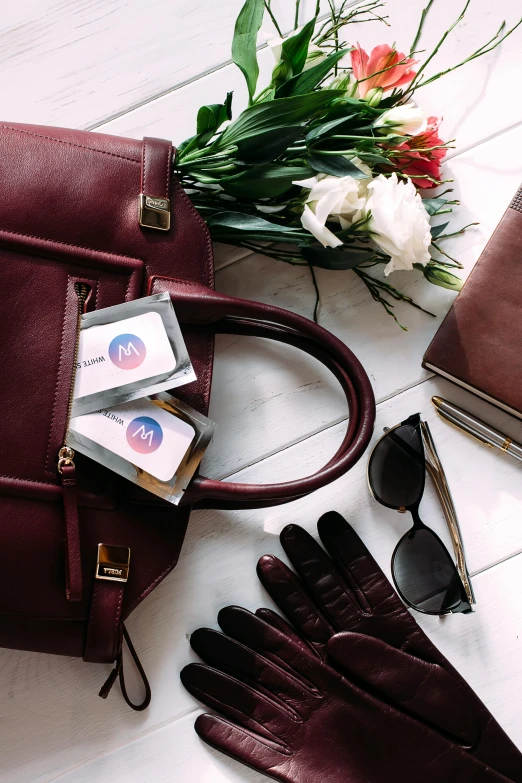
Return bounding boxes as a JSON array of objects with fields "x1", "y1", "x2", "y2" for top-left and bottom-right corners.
[{"x1": 432, "y1": 396, "x2": 522, "y2": 463}]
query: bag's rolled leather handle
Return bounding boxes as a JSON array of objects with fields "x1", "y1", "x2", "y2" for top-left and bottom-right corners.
[{"x1": 149, "y1": 277, "x2": 376, "y2": 509}]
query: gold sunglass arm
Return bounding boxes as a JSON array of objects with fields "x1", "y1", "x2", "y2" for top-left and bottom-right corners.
[{"x1": 420, "y1": 422, "x2": 475, "y2": 607}]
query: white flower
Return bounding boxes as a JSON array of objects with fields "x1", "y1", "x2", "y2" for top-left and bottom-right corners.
[
  {"x1": 261, "y1": 29, "x2": 284, "y2": 62},
  {"x1": 374, "y1": 103, "x2": 427, "y2": 136},
  {"x1": 357, "y1": 173, "x2": 431, "y2": 275},
  {"x1": 293, "y1": 161, "x2": 372, "y2": 248},
  {"x1": 300, "y1": 202, "x2": 343, "y2": 248}
]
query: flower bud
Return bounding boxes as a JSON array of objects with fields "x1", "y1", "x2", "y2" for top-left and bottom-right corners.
[
  {"x1": 374, "y1": 102, "x2": 427, "y2": 136},
  {"x1": 423, "y1": 265, "x2": 463, "y2": 291},
  {"x1": 365, "y1": 87, "x2": 383, "y2": 106},
  {"x1": 271, "y1": 58, "x2": 292, "y2": 88},
  {"x1": 329, "y1": 72, "x2": 352, "y2": 91},
  {"x1": 303, "y1": 46, "x2": 327, "y2": 71}
]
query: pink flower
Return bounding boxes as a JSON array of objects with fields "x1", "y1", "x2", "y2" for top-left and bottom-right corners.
[
  {"x1": 389, "y1": 117, "x2": 447, "y2": 188},
  {"x1": 350, "y1": 44, "x2": 417, "y2": 98}
]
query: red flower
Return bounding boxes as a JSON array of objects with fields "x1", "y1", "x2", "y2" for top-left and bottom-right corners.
[
  {"x1": 350, "y1": 43, "x2": 417, "y2": 98},
  {"x1": 390, "y1": 117, "x2": 448, "y2": 188}
]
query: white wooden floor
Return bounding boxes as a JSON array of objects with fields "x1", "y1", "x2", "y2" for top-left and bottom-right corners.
[{"x1": 1, "y1": 1, "x2": 522, "y2": 781}]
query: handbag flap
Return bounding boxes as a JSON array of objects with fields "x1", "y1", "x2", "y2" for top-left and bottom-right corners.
[{"x1": 0, "y1": 122, "x2": 215, "y2": 414}]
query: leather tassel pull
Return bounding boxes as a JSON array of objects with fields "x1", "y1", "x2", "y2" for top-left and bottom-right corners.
[
  {"x1": 98, "y1": 626, "x2": 152, "y2": 711},
  {"x1": 61, "y1": 462, "x2": 83, "y2": 602}
]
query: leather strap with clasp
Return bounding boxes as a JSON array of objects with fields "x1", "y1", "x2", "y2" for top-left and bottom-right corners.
[
  {"x1": 139, "y1": 137, "x2": 173, "y2": 231},
  {"x1": 84, "y1": 544, "x2": 130, "y2": 664}
]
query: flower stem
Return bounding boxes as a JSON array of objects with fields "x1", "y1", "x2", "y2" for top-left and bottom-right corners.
[
  {"x1": 409, "y1": 0, "x2": 435, "y2": 55},
  {"x1": 294, "y1": 0, "x2": 301, "y2": 29},
  {"x1": 264, "y1": 1, "x2": 283, "y2": 37},
  {"x1": 414, "y1": 17, "x2": 522, "y2": 88},
  {"x1": 409, "y1": 0, "x2": 472, "y2": 90},
  {"x1": 386, "y1": 142, "x2": 456, "y2": 155},
  {"x1": 179, "y1": 145, "x2": 236, "y2": 164},
  {"x1": 353, "y1": 267, "x2": 436, "y2": 329},
  {"x1": 430, "y1": 241, "x2": 463, "y2": 267},
  {"x1": 328, "y1": 134, "x2": 380, "y2": 141},
  {"x1": 313, "y1": 1, "x2": 388, "y2": 46},
  {"x1": 436, "y1": 221, "x2": 479, "y2": 240}
]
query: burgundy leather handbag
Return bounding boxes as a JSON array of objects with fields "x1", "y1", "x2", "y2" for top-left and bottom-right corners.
[{"x1": 0, "y1": 122, "x2": 375, "y2": 707}]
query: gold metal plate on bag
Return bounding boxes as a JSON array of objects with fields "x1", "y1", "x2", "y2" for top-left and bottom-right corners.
[
  {"x1": 139, "y1": 193, "x2": 171, "y2": 231},
  {"x1": 96, "y1": 544, "x2": 130, "y2": 582}
]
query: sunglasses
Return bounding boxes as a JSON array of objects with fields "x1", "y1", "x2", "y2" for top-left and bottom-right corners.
[{"x1": 367, "y1": 413, "x2": 475, "y2": 615}]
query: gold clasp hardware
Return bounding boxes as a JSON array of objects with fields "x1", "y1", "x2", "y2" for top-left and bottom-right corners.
[
  {"x1": 139, "y1": 194, "x2": 171, "y2": 231},
  {"x1": 58, "y1": 446, "x2": 75, "y2": 474},
  {"x1": 96, "y1": 544, "x2": 130, "y2": 583}
]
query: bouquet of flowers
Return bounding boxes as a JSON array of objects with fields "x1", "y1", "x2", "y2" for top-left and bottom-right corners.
[{"x1": 176, "y1": 0, "x2": 520, "y2": 326}]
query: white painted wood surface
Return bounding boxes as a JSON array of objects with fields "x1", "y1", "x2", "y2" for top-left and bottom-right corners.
[{"x1": 0, "y1": 1, "x2": 521, "y2": 781}]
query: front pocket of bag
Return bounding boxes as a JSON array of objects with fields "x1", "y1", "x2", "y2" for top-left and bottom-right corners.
[{"x1": 0, "y1": 239, "x2": 144, "y2": 491}]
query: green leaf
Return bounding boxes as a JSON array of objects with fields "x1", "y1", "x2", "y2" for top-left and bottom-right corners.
[
  {"x1": 231, "y1": 0, "x2": 265, "y2": 103},
  {"x1": 300, "y1": 245, "x2": 373, "y2": 270},
  {"x1": 430, "y1": 221, "x2": 450, "y2": 239},
  {"x1": 207, "y1": 211, "x2": 295, "y2": 231},
  {"x1": 197, "y1": 105, "x2": 223, "y2": 135},
  {"x1": 305, "y1": 114, "x2": 357, "y2": 143},
  {"x1": 221, "y1": 164, "x2": 313, "y2": 198},
  {"x1": 196, "y1": 93, "x2": 233, "y2": 135},
  {"x1": 178, "y1": 94, "x2": 233, "y2": 158},
  {"x1": 177, "y1": 134, "x2": 198, "y2": 156},
  {"x1": 308, "y1": 151, "x2": 369, "y2": 178},
  {"x1": 384, "y1": 134, "x2": 408, "y2": 145},
  {"x1": 355, "y1": 151, "x2": 390, "y2": 165},
  {"x1": 423, "y1": 197, "x2": 454, "y2": 217},
  {"x1": 219, "y1": 91, "x2": 344, "y2": 148},
  {"x1": 333, "y1": 97, "x2": 385, "y2": 116},
  {"x1": 236, "y1": 125, "x2": 303, "y2": 163},
  {"x1": 280, "y1": 18, "x2": 317, "y2": 76},
  {"x1": 276, "y1": 50, "x2": 346, "y2": 97},
  {"x1": 206, "y1": 211, "x2": 304, "y2": 242}
]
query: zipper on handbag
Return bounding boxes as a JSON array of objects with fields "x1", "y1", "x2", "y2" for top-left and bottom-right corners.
[
  {"x1": 58, "y1": 281, "x2": 90, "y2": 602},
  {"x1": 57, "y1": 282, "x2": 90, "y2": 473}
]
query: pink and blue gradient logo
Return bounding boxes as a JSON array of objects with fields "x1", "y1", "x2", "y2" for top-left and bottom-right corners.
[
  {"x1": 109, "y1": 333, "x2": 146, "y2": 370},
  {"x1": 126, "y1": 416, "x2": 163, "y2": 454}
]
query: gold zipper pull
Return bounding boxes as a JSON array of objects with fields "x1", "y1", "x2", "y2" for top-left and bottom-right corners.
[
  {"x1": 59, "y1": 282, "x2": 90, "y2": 602},
  {"x1": 58, "y1": 446, "x2": 75, "y2": 474}
]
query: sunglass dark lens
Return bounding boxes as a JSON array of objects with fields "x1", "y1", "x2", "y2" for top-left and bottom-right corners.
[
  {"x1": 369, "y1": 424, "x2": 425, "y2": 508},
  {"x1": 393, "y1": 528, "x2": 462, "y2": 614}
]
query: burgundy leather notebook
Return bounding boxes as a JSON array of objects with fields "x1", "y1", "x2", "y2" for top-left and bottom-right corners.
[{"x1": 423, "y1": 184, "x2": 522, "y2": 418}]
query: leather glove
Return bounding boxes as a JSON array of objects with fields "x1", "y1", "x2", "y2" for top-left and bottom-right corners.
[
  {"x1": 181, "y1": 604, "x2": 515, "y2": 783},
  {"x1": 256, "y1": 511, "x2": 522, "y2": 782}
]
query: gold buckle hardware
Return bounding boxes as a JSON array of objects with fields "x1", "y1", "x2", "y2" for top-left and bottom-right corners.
[
  {"x1": 139, "y1": 193, "x2": 171, "y2": 231},
  {"x1": 501, "y1": 437, "x2": 512, "y2": 452},
  {"x1": 96, "y1": 544, "x2": 130, "y2": 583}
]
